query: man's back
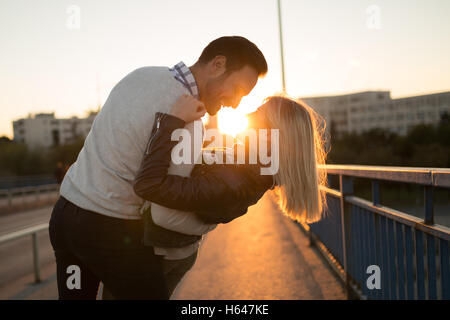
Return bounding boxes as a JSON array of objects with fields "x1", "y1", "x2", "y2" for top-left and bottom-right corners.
[{"x1": 60, "y1": 66, "x2": 191, "y2": 219}]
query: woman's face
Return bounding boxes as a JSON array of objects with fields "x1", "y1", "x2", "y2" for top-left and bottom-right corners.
[{"x1": 246, "y1": 102, "x2": 270, "y2": 130}]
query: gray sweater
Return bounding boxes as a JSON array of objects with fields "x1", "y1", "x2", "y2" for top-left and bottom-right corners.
[
  {"x1": 61, "y1": 66, "x2": 195, "y2": 219},
  {"x1": 60, "y1": 66, "x2": 218, "y2": 259}
]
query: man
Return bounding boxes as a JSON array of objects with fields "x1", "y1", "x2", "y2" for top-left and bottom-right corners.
[{"x1": 48, "y1": 36, "x2": 268, "y2": 299}]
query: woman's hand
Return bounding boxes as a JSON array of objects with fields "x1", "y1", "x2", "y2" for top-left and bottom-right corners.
[{"x1": 170, "y1": 94, "x2": 206, "y2": 123}]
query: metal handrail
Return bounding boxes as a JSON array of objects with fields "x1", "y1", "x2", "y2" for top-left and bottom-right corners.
[
  {"x1": 345, "y1": 195, "x2": 450, "y2": 240},
  {"x1": 302, "y1": 164, "x2": 450, "y2": 300},
  {"x1": 0, "y1": 184, "x2": 59, "y2": 208},
  {"x1": 0, "y1": 184, "x2": 59, "y2": 196},
  {"x1": 318, "y1": 164, "x2": 450, "y2": 187},
  {"x1": 0, "y1": 223, "x2": 49, "y2": 283}
]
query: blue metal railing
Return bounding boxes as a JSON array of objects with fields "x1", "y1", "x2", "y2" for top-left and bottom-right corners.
[{"x1": 299, "y1": 165, "x2": 450, "y2": 300}]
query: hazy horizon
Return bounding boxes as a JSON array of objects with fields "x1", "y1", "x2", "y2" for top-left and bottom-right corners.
[{"x1": 1, "y1": 0, "x2": 450, "y2": 138}]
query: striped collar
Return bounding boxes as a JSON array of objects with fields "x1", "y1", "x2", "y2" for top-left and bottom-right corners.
[{"x1": 169, "y1": 61, "x2": 199, "y2": 99}]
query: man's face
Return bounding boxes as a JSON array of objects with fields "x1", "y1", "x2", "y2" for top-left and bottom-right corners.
[{"x1": 203, "y1": 65, "x2": 259, "y2": 115}]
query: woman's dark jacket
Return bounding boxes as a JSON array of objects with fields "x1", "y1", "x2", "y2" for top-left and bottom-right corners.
[{"x1": 134, "y1": 112, "x2": 274, "y2": 248}]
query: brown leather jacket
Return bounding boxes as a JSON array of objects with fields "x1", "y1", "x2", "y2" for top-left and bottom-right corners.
[{"x1": 134, "y1": 112, "x2": 275, "y2": 225}]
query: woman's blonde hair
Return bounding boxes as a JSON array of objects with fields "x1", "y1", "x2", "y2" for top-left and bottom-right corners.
[{"x1": 261, "y1": 95, "x2": 329, "y2": 224}]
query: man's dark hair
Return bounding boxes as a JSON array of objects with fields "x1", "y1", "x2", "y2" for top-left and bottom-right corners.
[{"x1": 197, "y1": 36, "x2": 268, "y2": 76}]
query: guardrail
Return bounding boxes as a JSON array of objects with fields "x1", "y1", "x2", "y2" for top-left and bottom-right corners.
[
  {"x1": 298, "y1": 165, "x2": 450, "y2": 300},
  {"x1": 0, "y1": 184, "x2": 59, "y2": 209},
  {"x1": 0, "y1": 223, "x2": 49, "y2": 283},
  {"x1": 0, "y1": 175, "x2": 56, "y2": 190}
]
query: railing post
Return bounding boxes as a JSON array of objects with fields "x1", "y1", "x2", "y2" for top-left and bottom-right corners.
[
  {"x1": 32, "y1": 233, "x2": 41, "y2": 283},
  {"x1": 424, "y1": 185, "x2": 434, "y2": 225},
  {"x1": 339, "y1": 174, "x2": 355, "y2": 299}
]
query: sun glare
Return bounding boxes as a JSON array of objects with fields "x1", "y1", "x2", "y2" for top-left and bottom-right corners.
[
  {"x1": 217, "y1": 94, "x2": 265, "y2": 136},
  {"x1": 217, "y1": 107, "x2": 249, "y2": 137}
]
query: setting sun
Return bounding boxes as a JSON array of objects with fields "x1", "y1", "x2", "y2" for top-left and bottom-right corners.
[
  {"x1": 217, "y1": 94, "x2": 265, "y2": 136},
  {"x1": 217, "y1": 107, "x2": 249, "y2": 137}
]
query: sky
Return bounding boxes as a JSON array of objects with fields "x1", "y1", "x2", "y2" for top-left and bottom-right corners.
[{"x1": 1, "y1": 0, "x2": 450, "y2": 138}]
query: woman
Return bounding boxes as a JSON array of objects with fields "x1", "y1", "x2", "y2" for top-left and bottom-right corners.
[
  {"x1": 102, "y1": 94, "x2": 329, "y2": 299},
  {"x1": 135, "y1": 94, "x2": 329, "y2": 225}
]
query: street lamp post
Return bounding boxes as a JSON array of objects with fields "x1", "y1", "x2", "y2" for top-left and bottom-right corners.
[{"x1": 277, "y1": 0, "x2": 286, "y2": 93}]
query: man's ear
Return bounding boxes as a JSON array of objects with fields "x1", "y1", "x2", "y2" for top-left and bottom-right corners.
[{"x1": 210, "y1": 55, "x2": 227, "y2": 77}]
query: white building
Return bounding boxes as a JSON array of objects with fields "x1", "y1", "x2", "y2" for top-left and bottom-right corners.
[
  {"x1": 13, "y1": 112, "x2": 97, "y2": 148},
  {"x1": 301, "y1": 91, "x2": 450, "y2": 138}
]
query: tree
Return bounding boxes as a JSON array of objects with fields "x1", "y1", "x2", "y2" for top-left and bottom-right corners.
[
  {"x1": 326, "y1": 123, "x2": 448, "y2": 168},
  {"x1": 0, "y1": 136, "x2": 11, "y2": 143}
]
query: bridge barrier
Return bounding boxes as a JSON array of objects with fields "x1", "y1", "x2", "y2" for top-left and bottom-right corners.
[
  {"x1": 298, "y1": 165, "x2": 450, "y2": 300},
  {"x1": 0, "y1": 184, "x2": 59, "y2": 209},
  {"x1": 0, "y1": 223, "x2": 49, "y2": 283},
  {"x1": 0, "y1": 175, "x2": 56, "y2": 190}
]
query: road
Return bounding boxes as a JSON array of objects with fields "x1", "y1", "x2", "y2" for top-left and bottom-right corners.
[
  {"x1": 0, "y1": 194, "x2": 346, "y2": 300},
  {"x1": 171, "y1": 193, "x2": 346, "y2": 299},
  {"x1": 0, "y1": 207, "x2": 56, "y2": 299}
]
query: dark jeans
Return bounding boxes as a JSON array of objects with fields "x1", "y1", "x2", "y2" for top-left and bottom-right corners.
[
  {"x1": 101, "y1": 250, "x2": 198, "y2": 299},
  {"x1": 162, "y1": 252, "x2": 198, "y2": 297},
  {"x1": 49, "y1": 196, "x2": 169, "y2": 300}
]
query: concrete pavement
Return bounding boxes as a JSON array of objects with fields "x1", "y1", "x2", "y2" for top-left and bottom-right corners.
[
  {"x1": 0, "y1": 194, "x2": 346, "y2": 300},
  {"x1": 172, "y1": 193, "x2": 346, "y2": 300}
]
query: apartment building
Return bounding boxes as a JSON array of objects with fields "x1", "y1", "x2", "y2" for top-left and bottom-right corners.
[
  {"x1": 13, "y1": 112, "x2": 97, "y2": 148},
  {"x1": 301, "y1": 91, "x2": 450, "y2": 137}
]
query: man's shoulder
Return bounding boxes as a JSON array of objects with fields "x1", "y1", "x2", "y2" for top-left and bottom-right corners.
[
  {"x1": 115, "y1": 65, "x2": 185, "y2": 95},
  {"x1": 125, "y1": 65, "x2": 173, "y2": 81}
]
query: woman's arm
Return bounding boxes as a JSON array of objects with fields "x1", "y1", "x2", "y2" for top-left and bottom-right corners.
[{"x1": 134, "y1": 112, "x2": 248, "y2": 212}]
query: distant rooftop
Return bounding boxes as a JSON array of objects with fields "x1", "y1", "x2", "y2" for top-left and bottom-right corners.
[
  {"x1": 300, "y1": 90, "x2": 391, "y2": 100},
  {"x1": 34, "y1": 113, "x2": 55, "y2": 119},
  {"x1": 300, "y1": 90, "x2": 450, "y2": 101}
]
